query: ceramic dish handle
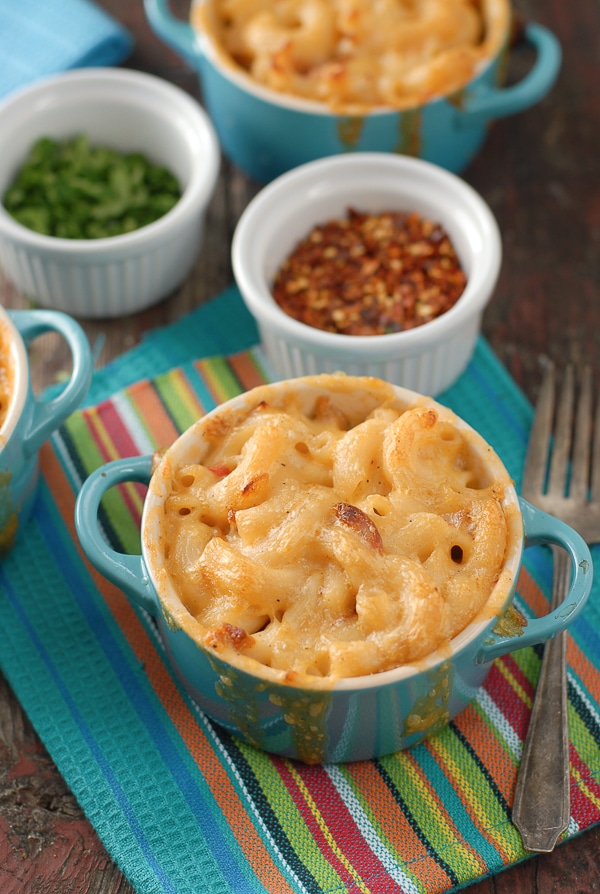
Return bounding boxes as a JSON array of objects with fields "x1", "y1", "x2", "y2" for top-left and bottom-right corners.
[
  {"x1": 74, "y1": 455, "x2": 159, "y2": 615},
  {"x1": 463, "y1": 24, "x2": 562, "y2": 122},
  {"x1": 477, "y1": 498, "x2": 593, "y2": 665},
  {"x1": 13, "y1": 310, "x2": 93, "y2": 458},
  {"x1": 144, "y1": 0, "x2": 199, "y2": 65}
]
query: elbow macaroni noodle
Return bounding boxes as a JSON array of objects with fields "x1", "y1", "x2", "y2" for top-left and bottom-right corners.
[
  {"x1": 155, "y1": 375, "x2": 512, "y2": 682},
  {"x1": 193, "y1": 0, "x2": 510, "y2": 112}
]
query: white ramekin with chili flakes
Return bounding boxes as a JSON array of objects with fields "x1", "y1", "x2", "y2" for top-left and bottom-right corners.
[{"x1": 232, "y1": 153, "x2": 501, "y2": 396}]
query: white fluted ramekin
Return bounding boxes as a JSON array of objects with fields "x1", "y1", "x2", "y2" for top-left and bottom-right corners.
[
  {"x1": 232, "y1": 153, "x2": 501, "y2": 396},
  {"x1": 0, "y1": 68, "x2": 220, "y2": 319}
]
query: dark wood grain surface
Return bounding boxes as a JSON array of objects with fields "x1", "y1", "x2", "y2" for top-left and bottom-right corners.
[{"x1": 1, "y1": 1, "x2": 599, "y2": 891}]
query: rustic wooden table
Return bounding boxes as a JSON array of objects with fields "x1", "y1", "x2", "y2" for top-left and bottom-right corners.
[{"x1": 1, "y1": 1, "x2": 599, "y2": 891}]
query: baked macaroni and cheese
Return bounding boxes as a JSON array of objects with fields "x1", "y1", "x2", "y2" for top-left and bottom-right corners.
[
  {"x1": 0, "y1": 321, "x2": 14, "y2": 434},
  {"x1": 193, "y1": 0, "x2": 511, "y2": 112},
  {"x1": 152, "y1": 375, "x2": 515, "y2": 684}
]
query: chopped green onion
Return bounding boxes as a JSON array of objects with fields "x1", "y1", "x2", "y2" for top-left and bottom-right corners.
[{"x1": 2, "y1": 135, "x2": 182, "y2": 239}]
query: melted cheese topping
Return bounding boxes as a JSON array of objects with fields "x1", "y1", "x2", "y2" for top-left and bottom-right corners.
[
  {"x1": 194, "y1": 0, "x2": 510, "y2": 112},
  {"x1": 154, "y1": 375, "x2": 512, "y2": 682},
  {"x1": 0, "y1": 321, "x2": 14, "y2": 435}
]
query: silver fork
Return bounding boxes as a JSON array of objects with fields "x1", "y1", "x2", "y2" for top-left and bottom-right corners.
[{"x1": 512, "y1": 362, "x2": 600, "y2": 852}]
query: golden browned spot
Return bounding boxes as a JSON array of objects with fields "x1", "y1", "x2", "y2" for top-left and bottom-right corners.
[
  {"x1": 421, "y1": 408, "x2": 437, "y2": 429},
  {"x1": 334, "y1": 502, "x2": 384, "y2": 552},
  {"x1": 204, "y1": 414, "x2": 235, "y2": 440},
  {"x1": 205, "y1": 623, "x2": 255, "y2": 652},
  {"x1": 241, "y1": 472, "x2": 269, "y2": 497}
]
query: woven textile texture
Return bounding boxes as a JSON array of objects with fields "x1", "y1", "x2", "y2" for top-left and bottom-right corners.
[{"x1": 1, "y1": 287, "x2": 599, "y2": 894}]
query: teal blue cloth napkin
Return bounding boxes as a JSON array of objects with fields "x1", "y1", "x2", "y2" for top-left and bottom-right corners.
[{"x1": 0, "y1": 0, "x2": 133, "y2": 99}]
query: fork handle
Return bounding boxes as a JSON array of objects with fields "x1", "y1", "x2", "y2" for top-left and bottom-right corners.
[{"x1": 512, "y1": 545, "x2": 570, "y2": 852}]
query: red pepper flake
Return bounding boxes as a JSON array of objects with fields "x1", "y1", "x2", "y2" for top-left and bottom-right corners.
[
  {"x1": 272, "y1": 208, "x2": 467, "y2": 336},
  {"x1": 208, "y1": 463, "x2": 231, "y2": 477}
]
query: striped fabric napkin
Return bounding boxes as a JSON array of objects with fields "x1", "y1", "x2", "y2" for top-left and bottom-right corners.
[
  {"x1": 1, "y1": 287, "x2": 599, "y2": 894},
  {"x1": 0, "y1": 0, "x2": 133, "y2": 99}
]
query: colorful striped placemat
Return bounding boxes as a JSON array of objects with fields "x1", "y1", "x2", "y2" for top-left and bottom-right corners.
[{"x1": 1, "y1": 287, "x2": 599, "y2": 894}]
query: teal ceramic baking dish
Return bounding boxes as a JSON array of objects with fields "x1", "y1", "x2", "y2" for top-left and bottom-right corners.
[
  {"x1": 74, "y1": 376, "x2": 592, "y2": 763},
  {"x1": 0, "y1": 307, "x2": 92, "y2": 554},
  {"x1": 145, "y1": 0, "x2": 561, "y2": 182}
]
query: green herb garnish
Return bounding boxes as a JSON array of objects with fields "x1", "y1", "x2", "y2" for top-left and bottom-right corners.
[{"x1": 3, "y1": 135, "x2": 182, "y2": 239}]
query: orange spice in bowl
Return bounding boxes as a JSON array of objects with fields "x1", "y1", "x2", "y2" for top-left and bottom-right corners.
[{"x1": 272, "y1": 208, "x2": 467, "y2": 335}]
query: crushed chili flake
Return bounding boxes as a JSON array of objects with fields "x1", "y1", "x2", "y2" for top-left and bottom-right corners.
[
  {"x1": 272, "y1": 208, "x2": 467, "y2": 336},
  {"x1": 208, "y1": 463, "x2": 231, "y2": 477}
]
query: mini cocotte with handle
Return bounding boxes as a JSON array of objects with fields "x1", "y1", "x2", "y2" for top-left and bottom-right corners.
[
  {"x1": 74, "y1": 379, "x2": 593, "y2": 764},
  {"x1": 0, "y1": 308, "x2": 93, "y2": 553},
  {"x1": 144, "y1": 0, "x2": 562, "y2": 182}
]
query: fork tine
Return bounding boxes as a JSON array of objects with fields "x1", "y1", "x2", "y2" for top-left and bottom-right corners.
[
  {"x1": 570, "y1": 365, "x2": 593, "y2": 501},
  {"x1": 522, "y1": 363, "x2": 556, "y2": 500},
  {"x1": 547, "y1": 364, "x2": 575, "y2": 497}
]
